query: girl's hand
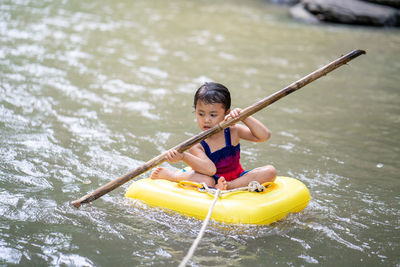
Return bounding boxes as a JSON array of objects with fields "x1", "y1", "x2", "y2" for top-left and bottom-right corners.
[
  {"x1": 165, "y1": 149, "x2": 184, "y2": 163},
  {"x1": 225, "y1": 108, "x2": 242, "y2": 121}
]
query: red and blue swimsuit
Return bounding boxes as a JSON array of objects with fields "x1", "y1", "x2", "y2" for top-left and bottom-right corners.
[{"x1": 200, "y1": 127, "x2": 248, "y2": 182}]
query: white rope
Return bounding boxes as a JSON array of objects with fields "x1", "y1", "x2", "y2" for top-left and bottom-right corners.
[
  {"x1": 200, "y1": 180, "x2": 266, "y2": 196},
  {"x1": 177, "y1": 181, "x2": 267, "y2": 266},
  {"x1": 178, "y1": 189, "x2": 221, "y2": 267}
]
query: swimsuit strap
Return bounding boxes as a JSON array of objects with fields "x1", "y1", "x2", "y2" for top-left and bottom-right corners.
[
  {"x1": 200, "y1": 140, "x2": 211, "y2": 156},
  {"x1": 224, "y1": 128, "x2": 232, "y2": 147},
  {"x1": 201, "y1": 127, "x2": 232, "y2": 156}
]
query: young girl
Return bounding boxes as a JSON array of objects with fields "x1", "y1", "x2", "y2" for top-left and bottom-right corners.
[{"x1": 150, "y1": 82, "x2": 276, "y2": 190}]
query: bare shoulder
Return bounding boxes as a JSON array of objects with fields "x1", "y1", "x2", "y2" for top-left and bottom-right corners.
[
  {"x1": 189, "y1": 143, "x2": 205, "y2": 155},
  {"x1": 189, "y1": 142, "x2": 211, "y2": 161},
  {"x1": 228, "y1": 125, "x2": 243, "y2": 146}
]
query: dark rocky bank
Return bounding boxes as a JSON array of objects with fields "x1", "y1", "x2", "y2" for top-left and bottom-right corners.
[{"x1": 269, "y1": 0, "x2": 400, "y2": 27}]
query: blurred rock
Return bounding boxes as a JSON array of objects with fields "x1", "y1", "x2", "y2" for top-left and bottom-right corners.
[
  {"x1": 289, "y1": 3, "x2": 320, "y2": 23},
  {"x1": 363, "y1": 0, "x2": 400, "y2": 8},
  {"x1": 290, "y1": 0, "x2": 399, "y2": 26},
  {"x1": 268, "y1": 0, "x2": 300, "y2": 5}
]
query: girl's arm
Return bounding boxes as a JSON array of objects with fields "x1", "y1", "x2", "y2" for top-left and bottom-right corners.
[
  {"x1": 227, "y1": 108, "x2": 270, "y2": 143},
  {"x1": 163, "y1": 145, "x2": 216, "y2": 176},
  {"x1": 185, "y1": 145, "x2": 216, "y2": 176}
]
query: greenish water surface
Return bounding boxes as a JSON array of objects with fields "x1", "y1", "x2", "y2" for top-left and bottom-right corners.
[{"x1": 1, "y1": 0, "x2": 399, "y2": 266}]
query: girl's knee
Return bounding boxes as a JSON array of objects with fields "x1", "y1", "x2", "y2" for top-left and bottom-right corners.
[
  {"x1": 267, "y1": 165, "x2": 276, "y2": 175},
  {"x1": 263, "y1": 165, "x2": 277, "y2": 180}
]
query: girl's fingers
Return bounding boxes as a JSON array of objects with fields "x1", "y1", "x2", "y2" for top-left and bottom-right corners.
[
  {"x1": 165, "y1": 149, "x2": 183, "y2": 162},
  {"x1": 166, "y1": 150, "x2": 175, "y2": 162},
  {"x1": 229, "y1": 108, "x2": 241, "y2": 119}
]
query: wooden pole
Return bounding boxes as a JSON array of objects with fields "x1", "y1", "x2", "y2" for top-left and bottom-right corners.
[{"x1": 71, "y1": 49, "x2": 365, "y2": 208}]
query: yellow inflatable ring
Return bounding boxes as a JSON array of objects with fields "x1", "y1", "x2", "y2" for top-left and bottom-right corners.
[{"x1": 125, "y1": 171, "x2": 310, "y2": 225}]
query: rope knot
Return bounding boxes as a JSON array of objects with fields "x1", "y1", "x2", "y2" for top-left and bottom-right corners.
[{"x1": 247, "y1": 181, "x2": 265, "y2": 192}]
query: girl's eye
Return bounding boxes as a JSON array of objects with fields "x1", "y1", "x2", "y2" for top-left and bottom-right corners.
[{"x1": 211, "y1": 114, "x2": 217, "y2": 117}]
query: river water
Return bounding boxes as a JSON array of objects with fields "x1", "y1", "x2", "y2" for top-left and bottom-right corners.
[{"x1": 1, "y1": 0, "x2": 399, "y2": 266}]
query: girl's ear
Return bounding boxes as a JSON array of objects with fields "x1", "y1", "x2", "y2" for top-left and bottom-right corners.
[{"x1": 225, "y1": 109, "x2": 231, "y2": 115}]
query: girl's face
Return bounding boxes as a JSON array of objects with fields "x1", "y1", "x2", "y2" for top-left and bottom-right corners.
[{"x1": 195, "y1": 100, "x2": 229, "y2": 131}]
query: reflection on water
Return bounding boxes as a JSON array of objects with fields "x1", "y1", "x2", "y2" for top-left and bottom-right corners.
[{"x1": 1, "y1": 0, "x2": 399, "y2": 265}]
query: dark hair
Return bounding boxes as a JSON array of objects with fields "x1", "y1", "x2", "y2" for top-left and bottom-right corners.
[{"x1": 193, "y1": 82, "x2": 231, "y2": 111}]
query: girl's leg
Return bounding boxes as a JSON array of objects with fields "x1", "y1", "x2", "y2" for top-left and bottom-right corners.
[
  {"x1": 226, "y1": 165, "x2": 276, "y2": 190},
  {"x1": 150, "y1": 167, "x2": 216, "y2": 187}
]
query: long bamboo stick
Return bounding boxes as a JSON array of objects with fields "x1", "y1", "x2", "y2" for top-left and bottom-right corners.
[{"x1": 71, "y1": 49, "x2": 365, "y2": 208}]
